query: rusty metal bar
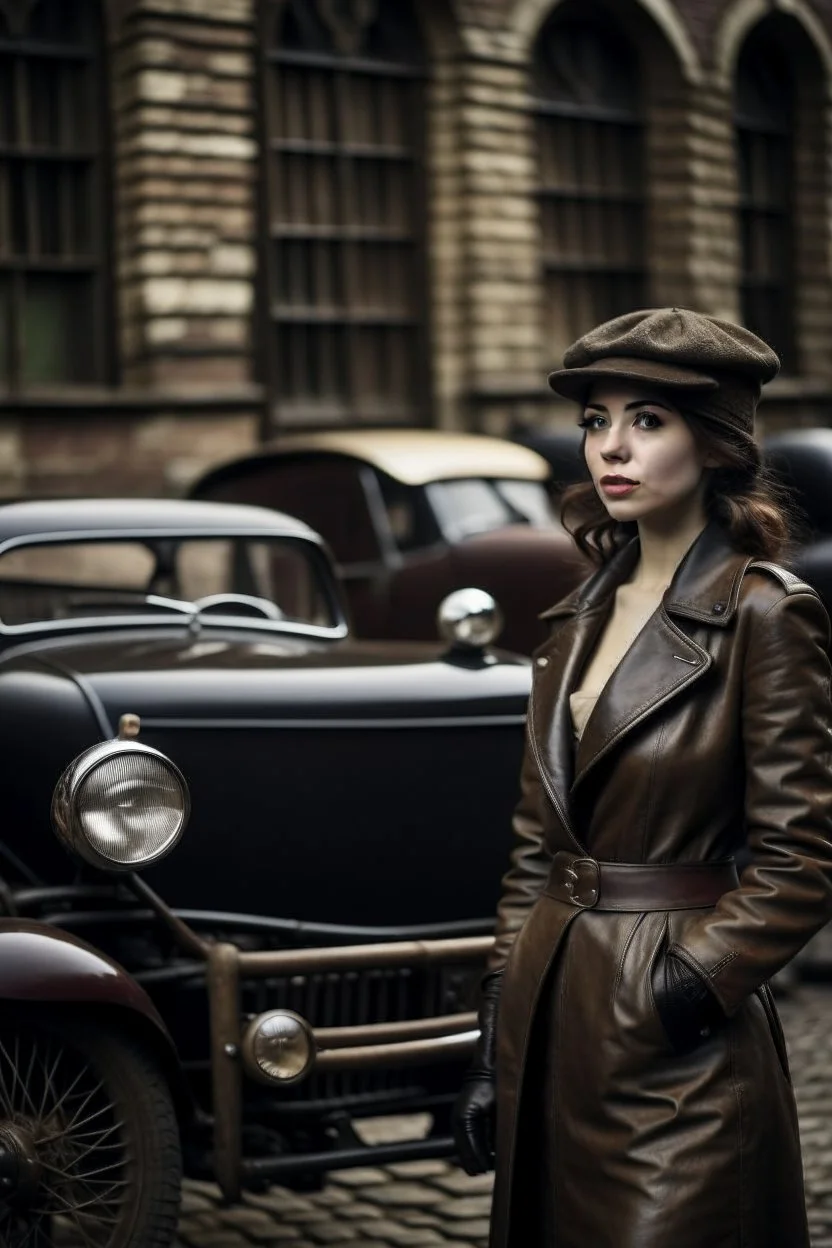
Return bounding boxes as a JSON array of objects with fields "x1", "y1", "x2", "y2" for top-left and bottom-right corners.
[
  {"x1": 314, "y1": 1011, "x2": 477, "y2": 1051},
  {"x1": 314, "y1": 1028, "x2": 479, "y2": 1072},
  {"x1": 206, "y1": 942, "x2": 242, "y2": 1203},
  {"x1": 240, "y1": 1133, "x2": 457, "y2": 1182},
  {"x1": 238, "y1": 935, "x2": 493, "y2": 978}
]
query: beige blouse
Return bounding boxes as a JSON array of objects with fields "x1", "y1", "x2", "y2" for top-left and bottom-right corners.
[{"x1": 569, "y1": 582, "x2": 666, "y2": 740}]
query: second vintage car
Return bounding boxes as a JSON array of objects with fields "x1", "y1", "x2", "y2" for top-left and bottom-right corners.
[
  {"x1": 0, "y1": 497, "x2": 537, "y2": 1247},
  {"x1": 189, "y1": 428, "x2": 588, "y2": 653}
]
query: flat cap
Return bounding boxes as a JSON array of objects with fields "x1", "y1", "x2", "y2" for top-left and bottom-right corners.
[{"x1": 548, "y1": 308, "x2": 780, "y2": 403}]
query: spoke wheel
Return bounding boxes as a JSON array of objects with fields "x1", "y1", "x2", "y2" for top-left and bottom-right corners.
[{"x1": 0, "y1": 1014, "x2": 181, "y2": 1248}]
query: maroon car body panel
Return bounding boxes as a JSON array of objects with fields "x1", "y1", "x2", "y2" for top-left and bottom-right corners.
[
  {"x1": 385, "y1": 526, "x2": 588, "y2": 653},
  {"x1": 0, "y1": 918, "x2": 170, "y2": 1035}
]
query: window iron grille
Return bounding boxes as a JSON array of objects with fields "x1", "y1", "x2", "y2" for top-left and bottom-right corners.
[
  {"x1": 259, "y1": 0, "x2": 430, "y2": 429},
  {"x1": 533, "y1": 12, "x2": 646, "y2": 363},
  {"x1": 0, "y1": 0, "x2": 111, "y2": 390},
  {"x1": 734, "y1": 25, "x2": 795, "y2": 371}
]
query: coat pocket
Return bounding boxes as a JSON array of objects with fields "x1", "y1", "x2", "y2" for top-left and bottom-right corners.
[
  {"x1": 646, "y1": 916, "x2": 669, "y2": 1034},
  {"x1": 614, "y1": 911, "x2": 672, "y2": 1053},
  {"x1": 753, "y1": 981, "x2": 792, "y2": 1084}
]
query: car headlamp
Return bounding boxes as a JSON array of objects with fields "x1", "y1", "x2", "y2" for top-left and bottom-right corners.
[
  {"x1": 51, "y1": 738, "x2": 190, "y2": 872},
  {"x1": 242, "y1": 1010, "x2": 315, "y2": 1085}
]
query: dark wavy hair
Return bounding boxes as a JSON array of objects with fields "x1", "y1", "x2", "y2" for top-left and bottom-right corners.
[{"x1": 560, "y1": 412, "x2": 801, "y2": 565}]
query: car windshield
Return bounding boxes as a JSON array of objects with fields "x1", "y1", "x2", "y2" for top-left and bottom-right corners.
[
  {"x1": 425, "y1": 479, "x2": 556, "y2": 542},
  {"x1": 0, "y1": 536, "x2": 337, "y2": 632}
]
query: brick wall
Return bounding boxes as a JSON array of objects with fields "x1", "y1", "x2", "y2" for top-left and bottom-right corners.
[
  {"x1": 110, "y1": 0, "x2": 257, "y2": 389},
  {"x1": 4, "y1": 0, "x2": 832, "y2": 500},
  {"x1": 0, "y1": 408, "x2": 259, "y2": 500},
  {"x1": 0, "y1": 0, "x2": 262, "y2": 502}
]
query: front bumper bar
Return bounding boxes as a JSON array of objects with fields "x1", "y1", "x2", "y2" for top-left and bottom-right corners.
[{"x1": 207, "y1": 934, "x2": 493, "y2": 1200}]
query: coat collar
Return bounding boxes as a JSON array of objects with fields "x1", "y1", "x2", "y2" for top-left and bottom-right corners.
[
  {"x1": 539, "y1": 520, "x2": 753, "y2": 627},
  {"x1": 532, "y1": 522, "x2": 754, "y2": 847}
]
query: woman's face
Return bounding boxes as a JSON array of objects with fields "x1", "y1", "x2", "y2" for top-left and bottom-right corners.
[{"x1": 580, "y1": 382, "x2": 713, "y2": 526}]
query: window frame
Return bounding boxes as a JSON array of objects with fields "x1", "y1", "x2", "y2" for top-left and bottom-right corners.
[
  {"x1": 255, "y1": 0, "x2": 432, "y2": 432},
  {"x1": 0, "y1": 0, "x2": 115, "y2": 393},
  {"x1": 532, "y1": 9, "x2": 648, "y2": 360},
  {"x1": 733, "y1": 27, "x2": 797, "y2": 372}
]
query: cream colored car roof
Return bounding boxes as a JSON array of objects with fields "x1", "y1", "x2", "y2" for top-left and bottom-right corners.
[{"x1": 267, "y1": 429, "x2": 549, "y2": 486}]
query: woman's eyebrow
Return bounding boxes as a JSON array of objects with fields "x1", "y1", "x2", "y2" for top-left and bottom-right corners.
[
  {"x1": 583, "y1": 399, "x2": 675, "y2": 413},
  {"x1": 624, "y1": 398, "x2": 674, "y2": 412}
]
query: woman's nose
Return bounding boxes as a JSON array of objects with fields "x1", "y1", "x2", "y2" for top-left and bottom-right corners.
[{"x1": 600, "y1": 432, "x2": 630, "y2": 461}]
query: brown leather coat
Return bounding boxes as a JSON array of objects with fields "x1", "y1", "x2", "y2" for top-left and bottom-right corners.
[{"x1": 488, "y1": 522, "x2": 832, "y2": 1248}]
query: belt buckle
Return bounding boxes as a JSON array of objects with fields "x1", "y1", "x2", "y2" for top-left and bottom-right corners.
[{"x1": 562, "y1": 856, "x2": 600, "y2": 909}]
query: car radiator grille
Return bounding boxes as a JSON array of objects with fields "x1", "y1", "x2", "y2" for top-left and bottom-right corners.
[{"x1": 241, "y1": 963, "x2": 475, "y2": 1104}]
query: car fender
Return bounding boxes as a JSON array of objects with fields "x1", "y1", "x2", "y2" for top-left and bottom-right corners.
[
  {"x1": 0, "y1": 918, "x2": 164, "y2": 1016},
  {"x1": 0, "y1": 918, "x2": 189, "y2": 1107}
]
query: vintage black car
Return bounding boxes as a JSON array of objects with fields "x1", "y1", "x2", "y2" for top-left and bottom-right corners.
[{"x1": 0, "y1": 498, "x2": 531, "y2": 1247}]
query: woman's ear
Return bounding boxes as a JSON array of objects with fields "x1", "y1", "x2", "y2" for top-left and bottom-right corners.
[{"x1": 702, "y1": 452, "x2": 724, "y2": 469}]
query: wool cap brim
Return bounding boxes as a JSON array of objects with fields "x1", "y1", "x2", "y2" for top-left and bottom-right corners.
[{"x1": 547, "y1": 355, "x2": 720, "y2": 403}]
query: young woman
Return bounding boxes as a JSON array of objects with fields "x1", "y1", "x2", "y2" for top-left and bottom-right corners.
[{"x1": 453, "y1": 308, "x2": 832, "y2": 1248}]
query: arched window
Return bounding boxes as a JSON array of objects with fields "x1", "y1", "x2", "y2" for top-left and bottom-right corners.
[
  {"x1": 534, "y1": 9, "x2": 646, "y2": 359},
  {"x1": 0, "y1": 0, "x2": 111, "y2": 389},
  {"x1": 260, "y1": 0, "x2": 429, "y2": 428},
  {"x1": 734, "y1": 25, "x2": 795, "y2": 370}
]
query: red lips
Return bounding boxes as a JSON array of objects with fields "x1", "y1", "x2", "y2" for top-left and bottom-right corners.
[{"x1": 599, "y1": 474, "x2": 640, "y2": 498}]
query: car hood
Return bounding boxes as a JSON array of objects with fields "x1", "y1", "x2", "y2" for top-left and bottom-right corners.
[
  {"x1": 0, "y1": 629, "x2": 531, "y2": 925},
  {"x1": 18, "y1": 629, "x2": 531, "y2": 727}
]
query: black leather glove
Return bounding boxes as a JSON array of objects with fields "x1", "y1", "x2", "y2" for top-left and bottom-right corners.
[
  {"x1": 452, "y1": 969, "x2": 502, "y2": 1175},
  {"x1": 653, "y1": 950, "x2": 724, "y2": 1053}
]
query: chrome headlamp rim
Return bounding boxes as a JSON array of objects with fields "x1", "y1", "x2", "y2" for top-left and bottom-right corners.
[
  {"x1": 241, "y1": 1010, "x2": 316, "y2": 1086},
  {"x1": 51, "y1": 738, "x2": 191, "y2": 873}
]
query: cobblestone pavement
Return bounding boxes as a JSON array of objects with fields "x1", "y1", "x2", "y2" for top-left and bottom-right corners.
[{"x1": 176, "y1": 984, "x2": 832, "y2": 1247}]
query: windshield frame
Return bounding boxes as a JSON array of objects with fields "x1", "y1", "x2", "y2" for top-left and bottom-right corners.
[{"x1": 0, "y1": 528, "x2": 349, "y2": 642}]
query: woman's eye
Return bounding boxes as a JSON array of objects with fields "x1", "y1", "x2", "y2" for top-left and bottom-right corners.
[
  {"x1": 634, "y1": 411, "x2": 662, "y2": 430},
  {"x1": 579, "y1": 414, "x2": 606, "y2": 431}
]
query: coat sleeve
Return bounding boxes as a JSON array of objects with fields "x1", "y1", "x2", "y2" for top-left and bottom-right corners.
[
  {"x1": 670, "y1": 586, "x2": 832, "y2": 1015},
  {"x1": 487, "y1": 735, "x2": 552, "y2": 973}
]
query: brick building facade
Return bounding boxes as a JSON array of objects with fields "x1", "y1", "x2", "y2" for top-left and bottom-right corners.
[{"x1": 1, "y1": 0, "x2": 832, "y2": 498}]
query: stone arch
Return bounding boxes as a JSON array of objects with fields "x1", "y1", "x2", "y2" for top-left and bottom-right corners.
[
  {"x1": 716, "y1": 0, "x2": 832, "y2": 381},
  {"x1": 714, "y1": 0, "x2": 832, "y2": 94},
  {"x1": 255, "y1": 0, "x2": 463, "y2": 63},
  {"x1": 509, "y1": 0, "x2": 702, "y2": 83},
  {"x1": 528, "y1": 0, "x2": 703, "y2": 335}
]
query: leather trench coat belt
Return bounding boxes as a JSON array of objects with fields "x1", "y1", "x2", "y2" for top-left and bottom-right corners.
[
  {"x1": 486, "y1": 522, "x2": 832, "y2": 1248},
  {"x1": 544, "y1": 851, "x2": 738, "y2": 910}
]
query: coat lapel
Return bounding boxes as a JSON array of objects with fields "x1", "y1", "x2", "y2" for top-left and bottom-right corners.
[
  {"x1": 531, "y1": 542, "x2": 639, "y2": 846},
  {"x1": 572, "y1": 607, "x2": 710, "y2": 789},
  {"x1": 530, "y1": 603, "x2": 609, "y2": 847},
  {"x1": 570, "y1": 521, "x2": 753, "y2": 795}
]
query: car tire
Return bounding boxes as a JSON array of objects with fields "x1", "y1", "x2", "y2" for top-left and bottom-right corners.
[{"x1": 0, "y1": 1011, "x2": 182, "y2": 1248}]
